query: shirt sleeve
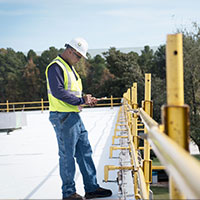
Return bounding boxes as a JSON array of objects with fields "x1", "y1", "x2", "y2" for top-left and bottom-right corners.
[{"x1": 47, "y1": 63, "x2": 85, "y2": 106}]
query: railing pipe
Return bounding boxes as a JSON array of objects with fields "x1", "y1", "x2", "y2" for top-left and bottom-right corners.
[
  {"x1": 0, "y1": 97, "x2": 122, "y2": 112},
  {"x1": 139, "y1": 108, "x2": 200, "y2": 199}
]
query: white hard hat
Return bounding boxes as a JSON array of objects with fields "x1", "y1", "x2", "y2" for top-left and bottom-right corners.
[{"x1": 67, "y1": 37, "x2": 88, "y2": 59}]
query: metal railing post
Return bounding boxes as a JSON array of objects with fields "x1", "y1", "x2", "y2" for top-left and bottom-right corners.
[
  {"x1": 163, "y1": 33, "x2": 189, "y2": 199},
  {"x1": 131, "y1": 83, "x2": 139, "y2": 198},
  {"x1": 132, "y1": 83, "x2": 137, "y2": 109},
  {"x1": 6, "y1": 100, "x2": 9, "y2": 112},
  {"x1": 41, "y1": 98, "x2": 44, "y2": 113},
  {"x1": 110, "y1": 95, "x2": 113, "y2": 109},
  {"x1": 127, "y1": 88, "x2": 131, "y2": 105},
  {"x1": 143, "y1": 73, "x2": 152, "y2": 197},
  {"x1": 131, "y1": 83, "x2": 139, "y2": 148}
]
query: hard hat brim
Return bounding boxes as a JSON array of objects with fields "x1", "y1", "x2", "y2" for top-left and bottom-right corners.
[{"x1": 65, "y1": 43, "x2": 88, "y2": 59}]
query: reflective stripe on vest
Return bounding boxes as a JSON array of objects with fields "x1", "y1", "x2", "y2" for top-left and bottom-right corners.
[{"x1": 47, "y1": 88, "x2": 80, "y2": 96}]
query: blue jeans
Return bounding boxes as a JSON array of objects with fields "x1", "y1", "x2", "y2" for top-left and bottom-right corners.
[{"x1": 49, "y1": 112, "x2": 99, "y2": 198}]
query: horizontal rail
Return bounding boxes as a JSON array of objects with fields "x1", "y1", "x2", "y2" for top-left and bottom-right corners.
[
  {"x1": 93, "y1": 103, "x2": 121, "y2": 106},
  {"x1": 0, "y1": 97, "x2": 121, "y2": 106},
  {"x1": 0, "y1": 106, "x2": 50, "y2": 111},
  {"x1": 139, "y1": 108, "x2": 200, "y2": 199},
  {"x1": 0, "y1": 101, "x2": 44, "y2": 105},
  {"x1": 0, "y1": 97, "x2": 122, "y2": 112},
  {"x1": 0, "y1": 104, "x2": 122, "y2": 111}
]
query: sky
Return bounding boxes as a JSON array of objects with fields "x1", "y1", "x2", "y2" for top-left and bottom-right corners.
[{"x1": 0, "y1": 0, "x2": 200, "y2": 52}]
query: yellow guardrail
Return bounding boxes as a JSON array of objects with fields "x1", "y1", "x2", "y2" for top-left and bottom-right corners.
[
  {"x1": 139, "y1": 108, "x2": 200, "y2": 199},
  {"x1": 104, "y1": 33, "x2": 200, "y2": 200},
  {"x1": 0, "y1": 96, "x2": 122, "y2": 112}
]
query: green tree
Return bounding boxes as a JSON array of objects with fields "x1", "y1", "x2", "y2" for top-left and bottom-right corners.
[
  {"x1": 35, "y1": 47, "x2": 60, "y2": 100},
  {"x1": 151, "y1": 45, "x2": 166, "y2": 79},
  {"x1": 0, "y1": 49, "x2": 7, "y2": 102},
  {"x1": 103, "y1": 48, "x2": 144, "y2": 102},
  {"x1": 22, "y1": 58, "x2": 40, "y2": 100},
  {"x1": 74, "y1": 55, "x2": 90, "y2": 94},
  {"x1": 147, "y1": 45, "x2": 166, "y2": 122},
  {"x1": 84, "y1": 55, "x2": 110, "y2": 96},
  {"x1": 138, "y1": 45, "x2": 154, "y2": 75},
  {"x1": 27, "y1": 49, "x2": 37, "y2": 61},
  {"x1": 180, "y1": 23, "x2": 200, "y2": 151},
  {"x1": 151, "y1": 76, "x2": 166, "y2": 122},
  {"x1": 0, "y1": 48, "x2": 26, "y2": 102}
]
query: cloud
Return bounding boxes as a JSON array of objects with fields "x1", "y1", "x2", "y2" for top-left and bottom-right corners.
[
  {"x1": 98, "y1": 8, "x2": 167, "y2": 19},
  {"x1": 83, "y1": 0, "x2": 132, "y2": 4},
  {"x1": 99, "y1": 9, "x2": 133, "y2": 17},
  {"x1": 0, "y1": 0, "x2": 46, "y2": 16},
  {"x1": 0, "y1": 0, "x2": 44, "y2": 3},
  {"x1": 0, "y1": 10, "x2": 36, "y2": 16}
]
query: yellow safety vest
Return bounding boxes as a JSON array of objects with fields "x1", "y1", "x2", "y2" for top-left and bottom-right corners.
[{"x1": 45, "y1": 56, "x2": 82, "y2": 112}]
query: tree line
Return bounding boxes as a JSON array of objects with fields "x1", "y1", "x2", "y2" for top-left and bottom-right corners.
[{"x1": 0, "y1": 24, "x2": 200, "y2": 150}]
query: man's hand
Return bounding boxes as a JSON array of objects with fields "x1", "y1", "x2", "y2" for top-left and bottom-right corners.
[
  {"x1": 83, "y1": 94, "x2": 97, "y2": 107},
  {"x1": 90, "y1": 97, "x2": 98, "y2": 107},
  {"x1": 83, "y1": 94, "x2": 92, "y2": 105}
]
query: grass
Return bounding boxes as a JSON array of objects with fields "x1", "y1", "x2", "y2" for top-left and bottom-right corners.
[
  {"x1": 152, "y1": 157, "x2": 161, "y2": 166},
  {"x1": 152, "y1": 154, "x2": 200, "y2": 166},
  {"x1": 151, "y1": 154, "x2": 200, "y2": 199},
  {"x1": 151, "y1": 186, "x2": 169, "y2": 200},
  {"x1": 193, "y1": 154, "x2": 200, "y2": 161}
]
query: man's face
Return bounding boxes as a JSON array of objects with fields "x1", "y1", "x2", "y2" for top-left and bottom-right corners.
[{"x1": 70, "y1": 48, "x2": 82, "y2": 64}]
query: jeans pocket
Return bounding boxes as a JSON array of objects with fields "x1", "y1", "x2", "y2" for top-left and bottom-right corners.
[
  {"x1": 60, "y1": 113, "x2": 71, "y2": 124},
  {"x1": 49, "y1": 112, "x2": 58, "y2": 122}
]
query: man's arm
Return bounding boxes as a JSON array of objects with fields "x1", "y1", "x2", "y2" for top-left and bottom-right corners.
[{"x1": 47, "y1": 63, "x2": 85, "y2": 105}]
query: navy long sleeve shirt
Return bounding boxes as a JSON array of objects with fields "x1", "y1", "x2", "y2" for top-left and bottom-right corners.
[{"x1": 47, "y1": 56, "x2": 85, "y2": 106}]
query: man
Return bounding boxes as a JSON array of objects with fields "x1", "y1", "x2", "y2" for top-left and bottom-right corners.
[{"x1": 45, "y1": 37, "x2": 112, "y2": 200}]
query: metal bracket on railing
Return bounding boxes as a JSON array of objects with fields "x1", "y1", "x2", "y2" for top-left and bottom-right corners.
[
  {"x1": 143, "y1": 159, "x2": 153, "y2": 183},
  {"x1": 112, "y1": 135, "x2": 128, "y2": 145},
  {"x1": 110, "y1": 146, "x2": 130, "y2": 158},
  {"x1": 162, "y1": 104, "x2": 190, "y2": 150},
  {"x1": 102, "y1": 179, "x2": 117, "y2": 183},
  {"x1": 104, "y1": 165, "x2": 134, "y2": 183}
]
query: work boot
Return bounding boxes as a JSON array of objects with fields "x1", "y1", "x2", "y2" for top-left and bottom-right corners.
[
  {"x1": 85, "y1": 187, "x2": 112, "y2": 199},
  {"x1": 63, "y1": 193, "x2": 85, "y2": 200}
]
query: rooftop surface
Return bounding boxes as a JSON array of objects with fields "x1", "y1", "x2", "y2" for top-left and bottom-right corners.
[{"x1": 0, "y1": 107, "x2": 120, "y2": 199}]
